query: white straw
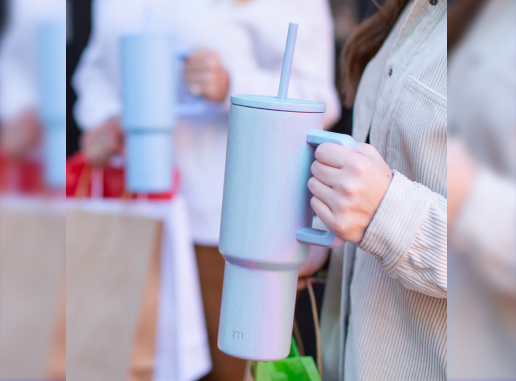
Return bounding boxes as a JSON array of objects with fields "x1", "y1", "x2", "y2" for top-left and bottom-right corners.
[{"x1": 277, "y1": 23, "x2": 298, "y2": 100}]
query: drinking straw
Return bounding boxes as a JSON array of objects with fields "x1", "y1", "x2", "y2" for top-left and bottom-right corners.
[{"x1": 277, "y1": 23, "x2": 298, "y2": 100}]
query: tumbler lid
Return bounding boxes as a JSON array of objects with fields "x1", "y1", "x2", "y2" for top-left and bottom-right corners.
[{"x1": 230, "y1": 94, "x2": 326, "y2": 113}]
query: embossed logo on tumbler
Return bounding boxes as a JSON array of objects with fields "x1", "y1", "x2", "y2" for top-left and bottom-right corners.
[{"x1": 218, "y1": 23, "x2": 357, "y2": 361}]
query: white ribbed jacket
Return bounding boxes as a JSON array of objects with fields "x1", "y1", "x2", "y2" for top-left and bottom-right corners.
[{"x1": 320, "y1": 1, "x2": 447, "y2": 380}]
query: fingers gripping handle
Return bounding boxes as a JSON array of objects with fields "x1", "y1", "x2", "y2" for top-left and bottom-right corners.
[{"x1": 296, "y1": 130, "x2": 357, "y2": 248}]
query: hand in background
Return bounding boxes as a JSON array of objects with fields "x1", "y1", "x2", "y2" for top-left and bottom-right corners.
[
  {"x1": 0, "y1": 110, "x2": 41, "y2": 160},
  {"x1": 184, "y1": 49, "x2": 230, "y2": 103},
  {"x1": 297, "y1": 245, "x2": 330, "y2": 290},
  {"x1": 308, "y1": 143, "x2": 392, "y2": 243},
  {"x1": 81, "y1": 117, "x2": 124, "y2": 167},
  {"x1": 447, "y1": 138, "x2": 478, "y2": 226}
]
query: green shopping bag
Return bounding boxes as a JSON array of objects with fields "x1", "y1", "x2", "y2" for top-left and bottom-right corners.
[
  {"x1": 251, "y1": 278, "x2": 323, "y2": 381},
  {"x1": 252, "y1": 338, "x2": 321, "y2": 381}
]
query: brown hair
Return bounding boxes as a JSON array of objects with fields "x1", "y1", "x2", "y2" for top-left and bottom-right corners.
[
  {"x1": 339, "y1": 0, "x2": 409, "y2": 107},
  {"x1": 448, "y1": 0, "x2": 486, "y2": 52},
  {"x1": 340, "y1": 0, "x2": 487, "y2": 108}
]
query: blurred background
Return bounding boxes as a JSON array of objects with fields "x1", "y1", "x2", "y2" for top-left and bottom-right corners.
[
  {"x1": 65, "y1": 0, "x2": 383, "y2": 157},
  {"x1": 0, "y1": 0, "x2": 514, "y2": 380}
]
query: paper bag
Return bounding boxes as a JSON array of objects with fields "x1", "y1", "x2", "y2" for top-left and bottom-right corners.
[
  {"x1": 0, "y1": 204, "x2": 65, "y2": 380},
  {"x1": 66, "y1": 207, "x2": 162, "y2": 381}
]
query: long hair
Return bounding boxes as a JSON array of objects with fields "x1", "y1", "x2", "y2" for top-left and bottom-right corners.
[
  {"x1": 448, "y1": 0, "x2": 486, "y2": 52},
  {"x1": 340, "y1": 0, "x2": 486, "y2": 108},
  {"x1": 339, "y1": 0, "x2": 410, "y2": 107}
]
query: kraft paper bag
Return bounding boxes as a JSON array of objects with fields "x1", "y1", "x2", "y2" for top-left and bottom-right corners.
[
  {"x1": 128, "y1": 229, "x2": 161, "y2": 381},
  {"x1": 66, "y1": 207, "x2": 162, "y2": 381},
  {"x1": 48, "y1": 284, "x2": 67, "y2": 380},
  {"x1": 0, "y1": 204, "x2": 65, "y2": 380}
]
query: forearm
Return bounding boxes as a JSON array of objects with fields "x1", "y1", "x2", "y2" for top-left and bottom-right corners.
[{"x1": 359, "y1": 171, "x2": 448, "y2": 298}]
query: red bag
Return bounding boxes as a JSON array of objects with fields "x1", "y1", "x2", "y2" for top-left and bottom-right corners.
[
  {"x1": 0, "y1": 151, "x2": 44, "y2": 194},
  {"x1": 66, "y1": 153, "x2": 180, "y2": 200}
]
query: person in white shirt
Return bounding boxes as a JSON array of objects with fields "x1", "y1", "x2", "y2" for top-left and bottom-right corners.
[{"x1": 73, "y1": 1, "x2": 339, "y2": 379}]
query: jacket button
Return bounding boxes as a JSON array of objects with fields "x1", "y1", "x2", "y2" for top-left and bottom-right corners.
[
  {"x1": 388, "y1": 68, "x2": 393, "y2": 76},
  {"x1": 430, "y1": 0, "x2": 438, "y2": 4}
]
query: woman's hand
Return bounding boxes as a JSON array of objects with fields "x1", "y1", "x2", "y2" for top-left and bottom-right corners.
[
  {"x1": 308, "y1": 143, "x2": 392, "y2": 243},
  {"x1": 81, "y1": 117, "x2": 124, "y2": 167},
  {"x1": 184, "y1": 49, "x2": 230, "y2": 102},
  {"x1": 0, "y1": 110, "x2": 41, "y2": 160}
]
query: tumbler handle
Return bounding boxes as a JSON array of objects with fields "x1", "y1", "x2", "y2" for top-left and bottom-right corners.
[
  {"x1": 175, "y1": 49, "x2": 209, "y2": 117},
  {"x1": 296, "y1": 130, "x2": 357, "y2": 248}
]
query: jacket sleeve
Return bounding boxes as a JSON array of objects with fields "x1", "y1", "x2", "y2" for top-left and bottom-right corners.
[
  {"x1": 71, "y1": 0, "x2": 121, "y2": 130},
  {"x1": 358, "y1": 171, "x2": 448, "y2": 298},
  {"x1": 223, "y1": 0, "x2": 341, "y2": 129}
]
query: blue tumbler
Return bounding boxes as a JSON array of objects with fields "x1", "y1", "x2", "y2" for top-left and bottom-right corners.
[
  {"x1": 217, "y1": 23, "x2": 357, "y2": 361},
  {"x1": 120, "y1": 34, "x2": 176, "y2": 193},
  {"x1": 36, "y1": 21, "x2": 66, "y2": 189}
]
